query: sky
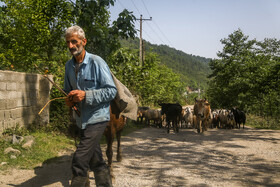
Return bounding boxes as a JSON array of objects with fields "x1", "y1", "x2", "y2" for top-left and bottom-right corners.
[{"x1": 109, "y1": 0, "x2": 280, "y2": 59}]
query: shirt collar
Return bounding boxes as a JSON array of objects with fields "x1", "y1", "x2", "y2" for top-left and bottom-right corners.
[{"x1": 71, "y1": 51, "x2": 89, "y2": 65}]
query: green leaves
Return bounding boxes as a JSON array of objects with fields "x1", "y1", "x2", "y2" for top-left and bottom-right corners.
[
  {"x1": 112, "y1": 9, "x2": 136, "y2": 39},
  {"x1": 0, "y1": 0, "x2": 73, "y2": 72}
]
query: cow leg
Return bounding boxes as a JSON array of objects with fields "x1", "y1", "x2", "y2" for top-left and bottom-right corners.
[
  {"x1": 158, "y1": 120, "x2": 162, "y2": 128},
  {"x1": 172, "y1": 121, "x2": 175, "y2": 133},
  {"x1": 202, "y1": 121, "x2": 205, "y2": 133},
  {"x1": 167, "y1": 121, "x2": 170, "y2": 134},
  {"x1": 203, "y1": 120, "x2": 208, "y2": 132},
  {"x1": 116, "y1": 129, "x2": 123, "y2": 162},
  {"x1": 146, "y1": 118, "x2": 150, "y2": 126},
  {"x1": 105, "y1": 130, "x2": 115, "y2": 180},
  {"x1": 198, "y1": 120, "x2": 202, "y2": 133}
]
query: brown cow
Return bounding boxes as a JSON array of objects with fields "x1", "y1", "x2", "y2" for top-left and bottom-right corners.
[
  {"x1": 103, "y1": 108, "x2": 127, "y2": 180},
  {"x1": 193, "y1": 98, "x2": 211, "y2": 133},
  {"x1": 69, "y1": 107, "x2": 126, "y2": 181}
]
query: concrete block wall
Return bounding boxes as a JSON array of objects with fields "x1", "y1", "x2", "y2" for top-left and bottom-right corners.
[{"x1": 0, "y1": 70, "x2": 53, "y2": 134}]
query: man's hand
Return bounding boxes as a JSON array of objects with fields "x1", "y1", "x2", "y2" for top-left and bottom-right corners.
[
  {"x1": 67, "y1": 90, "x2": 86, "y2": 103},
  {"x1": 65, "y1": 97, "x2": 75, "y2": 107}
]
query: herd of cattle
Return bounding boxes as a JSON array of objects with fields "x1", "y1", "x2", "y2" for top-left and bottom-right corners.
[
  {"x1": 104, "y1": 98, "x2": 246, "y2": 178},
  {"x1": 137, "y1": 98, "x2": 247, "y2": 134}
]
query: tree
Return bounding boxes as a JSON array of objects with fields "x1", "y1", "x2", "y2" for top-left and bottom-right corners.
[
  {"x1": 207, "y1": 29, "x2": 257, "y2": 109},
  {"x1": 0, "y1": 0, "x2": 74, "y2": 72}
]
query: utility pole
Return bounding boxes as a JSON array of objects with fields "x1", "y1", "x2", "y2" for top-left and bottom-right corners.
[{"x1": 137, "y1": 15, "x2": 152, "y2": 66}]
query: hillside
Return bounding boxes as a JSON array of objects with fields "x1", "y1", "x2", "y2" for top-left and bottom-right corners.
[{"x1": 120, "y1": 38, "x2": 212, "y2": 90}]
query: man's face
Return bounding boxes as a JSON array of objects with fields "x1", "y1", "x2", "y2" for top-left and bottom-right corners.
[{"x1": 66, "y1": 33, "x2": 86, "y2": 56}]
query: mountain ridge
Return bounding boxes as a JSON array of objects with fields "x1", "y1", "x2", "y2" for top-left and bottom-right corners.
[{"x1": 120, "y1": 38, "x2": 212, "y2": 89}]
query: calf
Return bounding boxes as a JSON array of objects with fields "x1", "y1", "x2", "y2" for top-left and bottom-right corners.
[
  {"x1": 219, "y1": 109, "x2": 229, "y2": 129},
  {"x1": 231, "y1": 107, "x2": 246, "y2": 129},
  {"x1": 103, "y1": 107, "x2": 127, "y2": 180},
  {"x1": 159, "y1": 103, "x2": 182, "y2": 133},
  {"x1": 182, "y1": 107, "x2": 194, "y2": 128},
  {"x1": 211, "y1": 110, "x2": 220, "y2": 128},
  {"x1": 227, "y1": 111, "x2": 236, "y2": 129}
]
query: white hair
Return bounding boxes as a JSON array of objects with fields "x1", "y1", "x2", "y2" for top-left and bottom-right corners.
[{"x1": 65, "y1": 25, "x2": 85, "y2": 39}]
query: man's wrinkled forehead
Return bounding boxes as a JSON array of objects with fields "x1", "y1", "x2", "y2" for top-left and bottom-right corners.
[{"x1": 66, "y1": 32, "x2": 83, "y2": 40}]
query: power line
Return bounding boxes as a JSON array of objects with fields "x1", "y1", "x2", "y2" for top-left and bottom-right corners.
[
  {"x1": 140, "y1": 0, "x2": 151, "y2": 17},
  {"x1": 142, "y1": 28, "x2": 157, "y2": 44},
  {"x1": 152, "y1": 20, "x2": 173, "y2": 47},
  {"x1": 138, "y1": 0, "x2": 173, "y2": 47},
  {"x1": 145, "y1": 22, "x2": 167, "y2": 45},
  {"x1": 119, "y1": 0, "x2": 172, "y2": 47},
  {"x1": 116, "y1": 0, "x2": 126, "y2": 9},
  {"x1": 130, "y1": 0, "x2": 141, "y2": 15}
]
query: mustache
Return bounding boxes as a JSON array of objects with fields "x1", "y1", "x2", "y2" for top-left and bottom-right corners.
[{"x1": 70, "y1": 48, "x2": 77, "y2": 52}]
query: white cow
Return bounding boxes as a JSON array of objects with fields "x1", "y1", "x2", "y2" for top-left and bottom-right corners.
[{"x1": 182, "y1": 107, "x2": 194, "y2": 128}]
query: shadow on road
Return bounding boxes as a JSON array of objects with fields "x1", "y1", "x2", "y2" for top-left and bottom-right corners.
[
  {"x1": 8, "y1": 155, "x2": 73, "y2": 187},
  {"x1": 116, "y1": 126, "x2": 280, "y2": 186}
]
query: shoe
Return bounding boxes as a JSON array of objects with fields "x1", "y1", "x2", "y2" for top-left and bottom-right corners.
[
  {"x1": 70, "y1": 176, "x2": 88, "y2": 187},
  {"x1": 94, "y1": 168, "x2": 113, "y2": 187}
]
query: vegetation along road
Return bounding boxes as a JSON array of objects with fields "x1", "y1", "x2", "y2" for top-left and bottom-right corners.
[{"x1": 1, "y1": 125, "x2": 280, "y2": 187}]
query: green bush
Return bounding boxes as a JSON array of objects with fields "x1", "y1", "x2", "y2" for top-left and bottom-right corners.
[{"x1": 246, "y1": 114, "x2": 280, "y2": 130}]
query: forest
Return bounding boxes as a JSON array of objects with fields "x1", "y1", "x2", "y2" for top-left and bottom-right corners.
[{"x1": 0, "y1": 0, "x2": 279, "y2": 127}]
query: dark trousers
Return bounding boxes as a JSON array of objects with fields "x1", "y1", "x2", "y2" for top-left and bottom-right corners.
[{"x1": 72, "y1": 122, "x2": 108, "y2": 177}]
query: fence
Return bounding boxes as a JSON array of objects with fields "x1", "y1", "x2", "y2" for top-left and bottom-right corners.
[{"x1": 0, "y1": 70, "x2": 53, "y2": 134}]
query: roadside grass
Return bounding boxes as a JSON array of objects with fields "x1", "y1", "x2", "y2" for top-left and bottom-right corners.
[
  {"x1": 0, "y1": 132, "x2": 76, "y2": 171},
  {"x1": 0, "y1": 120, "x2": 145, "y2": 171},
  {"x1": 246, "y1": 114, "x2": 280, "y2": 130}
]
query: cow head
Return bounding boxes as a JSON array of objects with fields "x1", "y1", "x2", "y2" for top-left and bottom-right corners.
[
  {"x1": 159, "y1": 103, "x2": 168, "y2": 115},
  {"x1": 185, "y1": 107, "x2": 192, "y2": 115}
]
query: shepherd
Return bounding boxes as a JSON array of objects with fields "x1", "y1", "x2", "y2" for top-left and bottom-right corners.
[{"x1": 64, "y1": 25, "x2": 116, "y2": 187}]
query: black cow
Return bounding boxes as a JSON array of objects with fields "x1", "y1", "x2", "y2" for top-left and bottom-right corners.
[
  {"x1": 231, "y1": 108, "x2": 246, "y2": 129},
  {"x1": 159, "y1": 103, "x2": 182, "y2": 133}
]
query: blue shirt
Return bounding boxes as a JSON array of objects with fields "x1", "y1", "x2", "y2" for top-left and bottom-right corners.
[{"x1": 64, "y1": 51, "x2": 117, "y2": 129}]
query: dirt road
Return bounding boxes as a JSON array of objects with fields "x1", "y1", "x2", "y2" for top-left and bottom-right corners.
[{"x1": 1, "y1": 126, "x2": 280, "y2": 187}]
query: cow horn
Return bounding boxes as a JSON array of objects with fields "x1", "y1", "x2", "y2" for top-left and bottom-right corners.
[{"x1": 204, "y1": 97, "x2": 207, "y2": 101}]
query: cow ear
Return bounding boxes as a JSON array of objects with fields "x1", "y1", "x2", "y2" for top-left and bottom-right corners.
[
  {"x1": 194, "y1": 97, "x2": 198, "y2": 102},
  {"x1": 205, "y1": 103, "x2": 210, "y2": 106}
]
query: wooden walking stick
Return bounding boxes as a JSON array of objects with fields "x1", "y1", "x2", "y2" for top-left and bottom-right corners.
[{"x1": 34, "y1": 64, "x2": 81, "y2": 117}]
